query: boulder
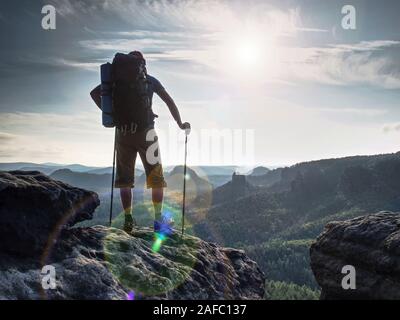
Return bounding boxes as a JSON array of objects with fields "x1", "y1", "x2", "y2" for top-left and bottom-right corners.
[
  {"x1": 0, "y1": 171, "x2": 99, "y2": 255},
  {"x1": 310, "y1": 212, "x2": 400, "y2": 299}
]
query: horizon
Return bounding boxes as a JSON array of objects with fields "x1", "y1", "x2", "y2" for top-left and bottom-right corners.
[
  {"x1": 2, "y1": 149, "x2": 399, "y2": 171},
  {"x1": 1, "y1": 0, "x2": 400, "y2": 166}
]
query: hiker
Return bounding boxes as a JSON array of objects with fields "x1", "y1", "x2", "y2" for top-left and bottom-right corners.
[{"x1": 90, "y1": 51, "x2": 190, "y2": 233}]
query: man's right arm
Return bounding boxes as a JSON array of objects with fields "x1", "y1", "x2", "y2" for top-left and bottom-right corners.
[{"x1": 90, "y1": 85, "x2": 102, "y2": 110}]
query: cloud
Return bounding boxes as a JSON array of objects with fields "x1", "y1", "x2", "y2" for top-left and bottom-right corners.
[
  {"x1": 106, "y1": 30, "x2": 190, "y2": 38},
  {"x1": 46, "y1": 0, "x2": 104, "y2": 18},
  {"x1": 50, "y1": 0, "x2": 327, "y2": 36},
  {"x1": 54, "y1": 59, "x2": 100, "y2": 72},
  {"x1": 281, "y1": 40, "x2": 400, "y2": 89},
  {"x1": 105, "y1": 0, "x2": 299, "y2": 33},
  {"x1": 80, "y1": 38, "x2": 186, "y2": 52},
  {"x1": 318, "y1": 107, "x2": 388, "y2": 117},
  {"x1": 0, "y1": 124, "x2": 67, "y2": 162},
  {"x1": 0, "y1": 112, "x2": 100, "y2": 135},
  {"x1": 0, "y1": 132, "x2": 16, "y2": 143},
  {"x1": 0, "y1": 111, "x2": 114, "y2": 165},
  {"x1": 383, "y1": 123, "x2": 400, "y2": 134},
  {"x1": 43, "y1": 1, "x2": 400, "y2": 90},
  {"x1": 0, "y1": 144, "x2": 64, "y2": 160},
  {"x1": 71, "y1": 3, "x2": 303, "y2": 78},
  {"x1": 79, "y1": 35, "x2": 400, "y2": 89},
  {"x1": 295, "y1": 27, "x2": 329, "y2": 33},
  {"x1": 329, "y1": 40, "x2": 400, "y2": 53}
]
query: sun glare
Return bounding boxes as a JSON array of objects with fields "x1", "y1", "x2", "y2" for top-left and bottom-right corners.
[
  {"x1": 218, "y1": 29, "x2": 277, "y2": 82},
  {"x1": 235, "y1": 41, "x2": 261, "y2": 67}
]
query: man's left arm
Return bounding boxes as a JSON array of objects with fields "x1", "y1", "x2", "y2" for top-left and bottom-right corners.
[{"x1": 157, "y1": 89, "x2": 190, "y2": 130}]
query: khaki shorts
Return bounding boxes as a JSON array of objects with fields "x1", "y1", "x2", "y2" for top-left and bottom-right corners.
[{"x1": 114, "y1": 128, "x2": 167, "y2": 189}]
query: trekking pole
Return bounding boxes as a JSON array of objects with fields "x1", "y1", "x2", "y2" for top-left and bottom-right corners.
[
  {"x1": 181, "y1": 127, "x2": 191, "y2": 237},
  {"x1": 109, "y1": 128, "x2": 117, "y2": 226}
]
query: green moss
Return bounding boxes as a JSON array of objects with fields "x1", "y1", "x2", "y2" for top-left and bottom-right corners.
[{"x1": 102, "y1": 227, "x2": 200, "y2": 297}]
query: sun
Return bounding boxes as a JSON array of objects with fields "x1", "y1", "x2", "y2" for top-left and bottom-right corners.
[
  {"x1": 218, "y1": 30, "x2": 277, "y2": 81},
  {"x1": 235, "y1": 41, "x2": 262, "y2": 67}
]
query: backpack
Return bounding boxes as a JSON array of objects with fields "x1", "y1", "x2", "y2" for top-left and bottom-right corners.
[{"x1": 111, "y1": 53, "x2": 153, "y2": 132}]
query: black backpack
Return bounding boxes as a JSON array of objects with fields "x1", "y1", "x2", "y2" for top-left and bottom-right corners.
[{"x1": 111, "y1": 53, "x2": 153, "y2": 132}]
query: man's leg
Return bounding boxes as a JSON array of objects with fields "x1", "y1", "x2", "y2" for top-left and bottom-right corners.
[
  {"x1": 152, "y1": 187, "x2": 174, "y2": 235},
  {"x1": 120, "y1": 187, "x2": 132, "y2": 215},
  {"x1": 120, "y1": 187, "x2": 134, "y2": 232},
  {"x1": 139, "y1": 129, "x2": 167, "y2": 230},
  {"x1": 114, "y1": 129, "x2": 137, "y2": 232},
  {"x1": 152, "y1": 187, "x2": 163, "y2": 222}
]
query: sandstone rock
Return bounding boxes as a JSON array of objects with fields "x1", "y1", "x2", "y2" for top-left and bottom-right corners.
[
  {"x1": 0, "y1": 171, "x2": 99, "y2": 256},
  {"x1": 310, "y1": 211, "x2": 400, "y2": 299},
  {"x1": 0, "y1": 171, "x2": 265, "y2": 300}
]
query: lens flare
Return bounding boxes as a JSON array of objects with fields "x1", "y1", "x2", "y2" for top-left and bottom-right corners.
[
  {"x1": 40, "y1": 194, "x2": 98, "y2": 300},
  {"x1": 152, "y1": 232, "x2": 167, "y2": 252},
  {"x1": 103, "y1": 194, "x2": 203, "y2": 297},
  {"x1": 126, "y1": 291, "x2": 135, "y2": 300}
]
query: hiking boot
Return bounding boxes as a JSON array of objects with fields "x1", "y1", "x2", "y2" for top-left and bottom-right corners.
[
  {"x1": 154, "y1": 215, "x2": 174, "y2": 236},
  {"x1": 123, "y1": 214, "x2": 136, "y2": 233}
]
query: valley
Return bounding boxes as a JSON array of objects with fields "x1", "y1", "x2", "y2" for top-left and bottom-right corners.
[{"x1": 4, "y1": 152, "x2": 400, "y2": 299}]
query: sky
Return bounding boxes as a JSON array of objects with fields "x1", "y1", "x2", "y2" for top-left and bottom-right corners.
[{"x1": 0, "y1": 0, "x2": 399, "y2": 167}]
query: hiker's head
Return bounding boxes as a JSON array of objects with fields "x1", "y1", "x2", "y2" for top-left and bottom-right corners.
[
  {"x1": 129, "y1": 51, "x2": 145, "y2": 63},
  {"x1": 129, "y1": 51, "x2": 147, "y2": 73}
]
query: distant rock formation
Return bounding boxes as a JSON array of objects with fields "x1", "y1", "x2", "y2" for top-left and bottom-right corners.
[
  {"x1": 231, "y1": 172, "x2": 246, "y2": 199},
  {"x1": 166, "y1": 165, "x2": 212, "y2": 193},
  {"x1": 248, "y1": 166, "x2": 270, "y2": 176},
  {"x1": 0, "y1": 171, "x2": 265, "y2": 300},
  {"x1": 209, "y1": 173, "x2": 260, "y2": 206},
  {"x1": 310, "y1": 212, "x2": 400, "y2": 300}
]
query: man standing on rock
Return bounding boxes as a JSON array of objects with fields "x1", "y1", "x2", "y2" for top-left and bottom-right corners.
[{"x1": 91, "y1": 51, "x2": 190, "y2": 233}]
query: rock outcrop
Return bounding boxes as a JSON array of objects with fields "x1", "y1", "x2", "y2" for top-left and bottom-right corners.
[
  {"x1": 310, "y1": 212, "x2": 400, "y2": 300},
  {"x1": 0, "y1": 171, "x2": 99, "y2": 256},
  {"x1": 0, "y1": 171, "x2": 265, "y2": 300}
]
